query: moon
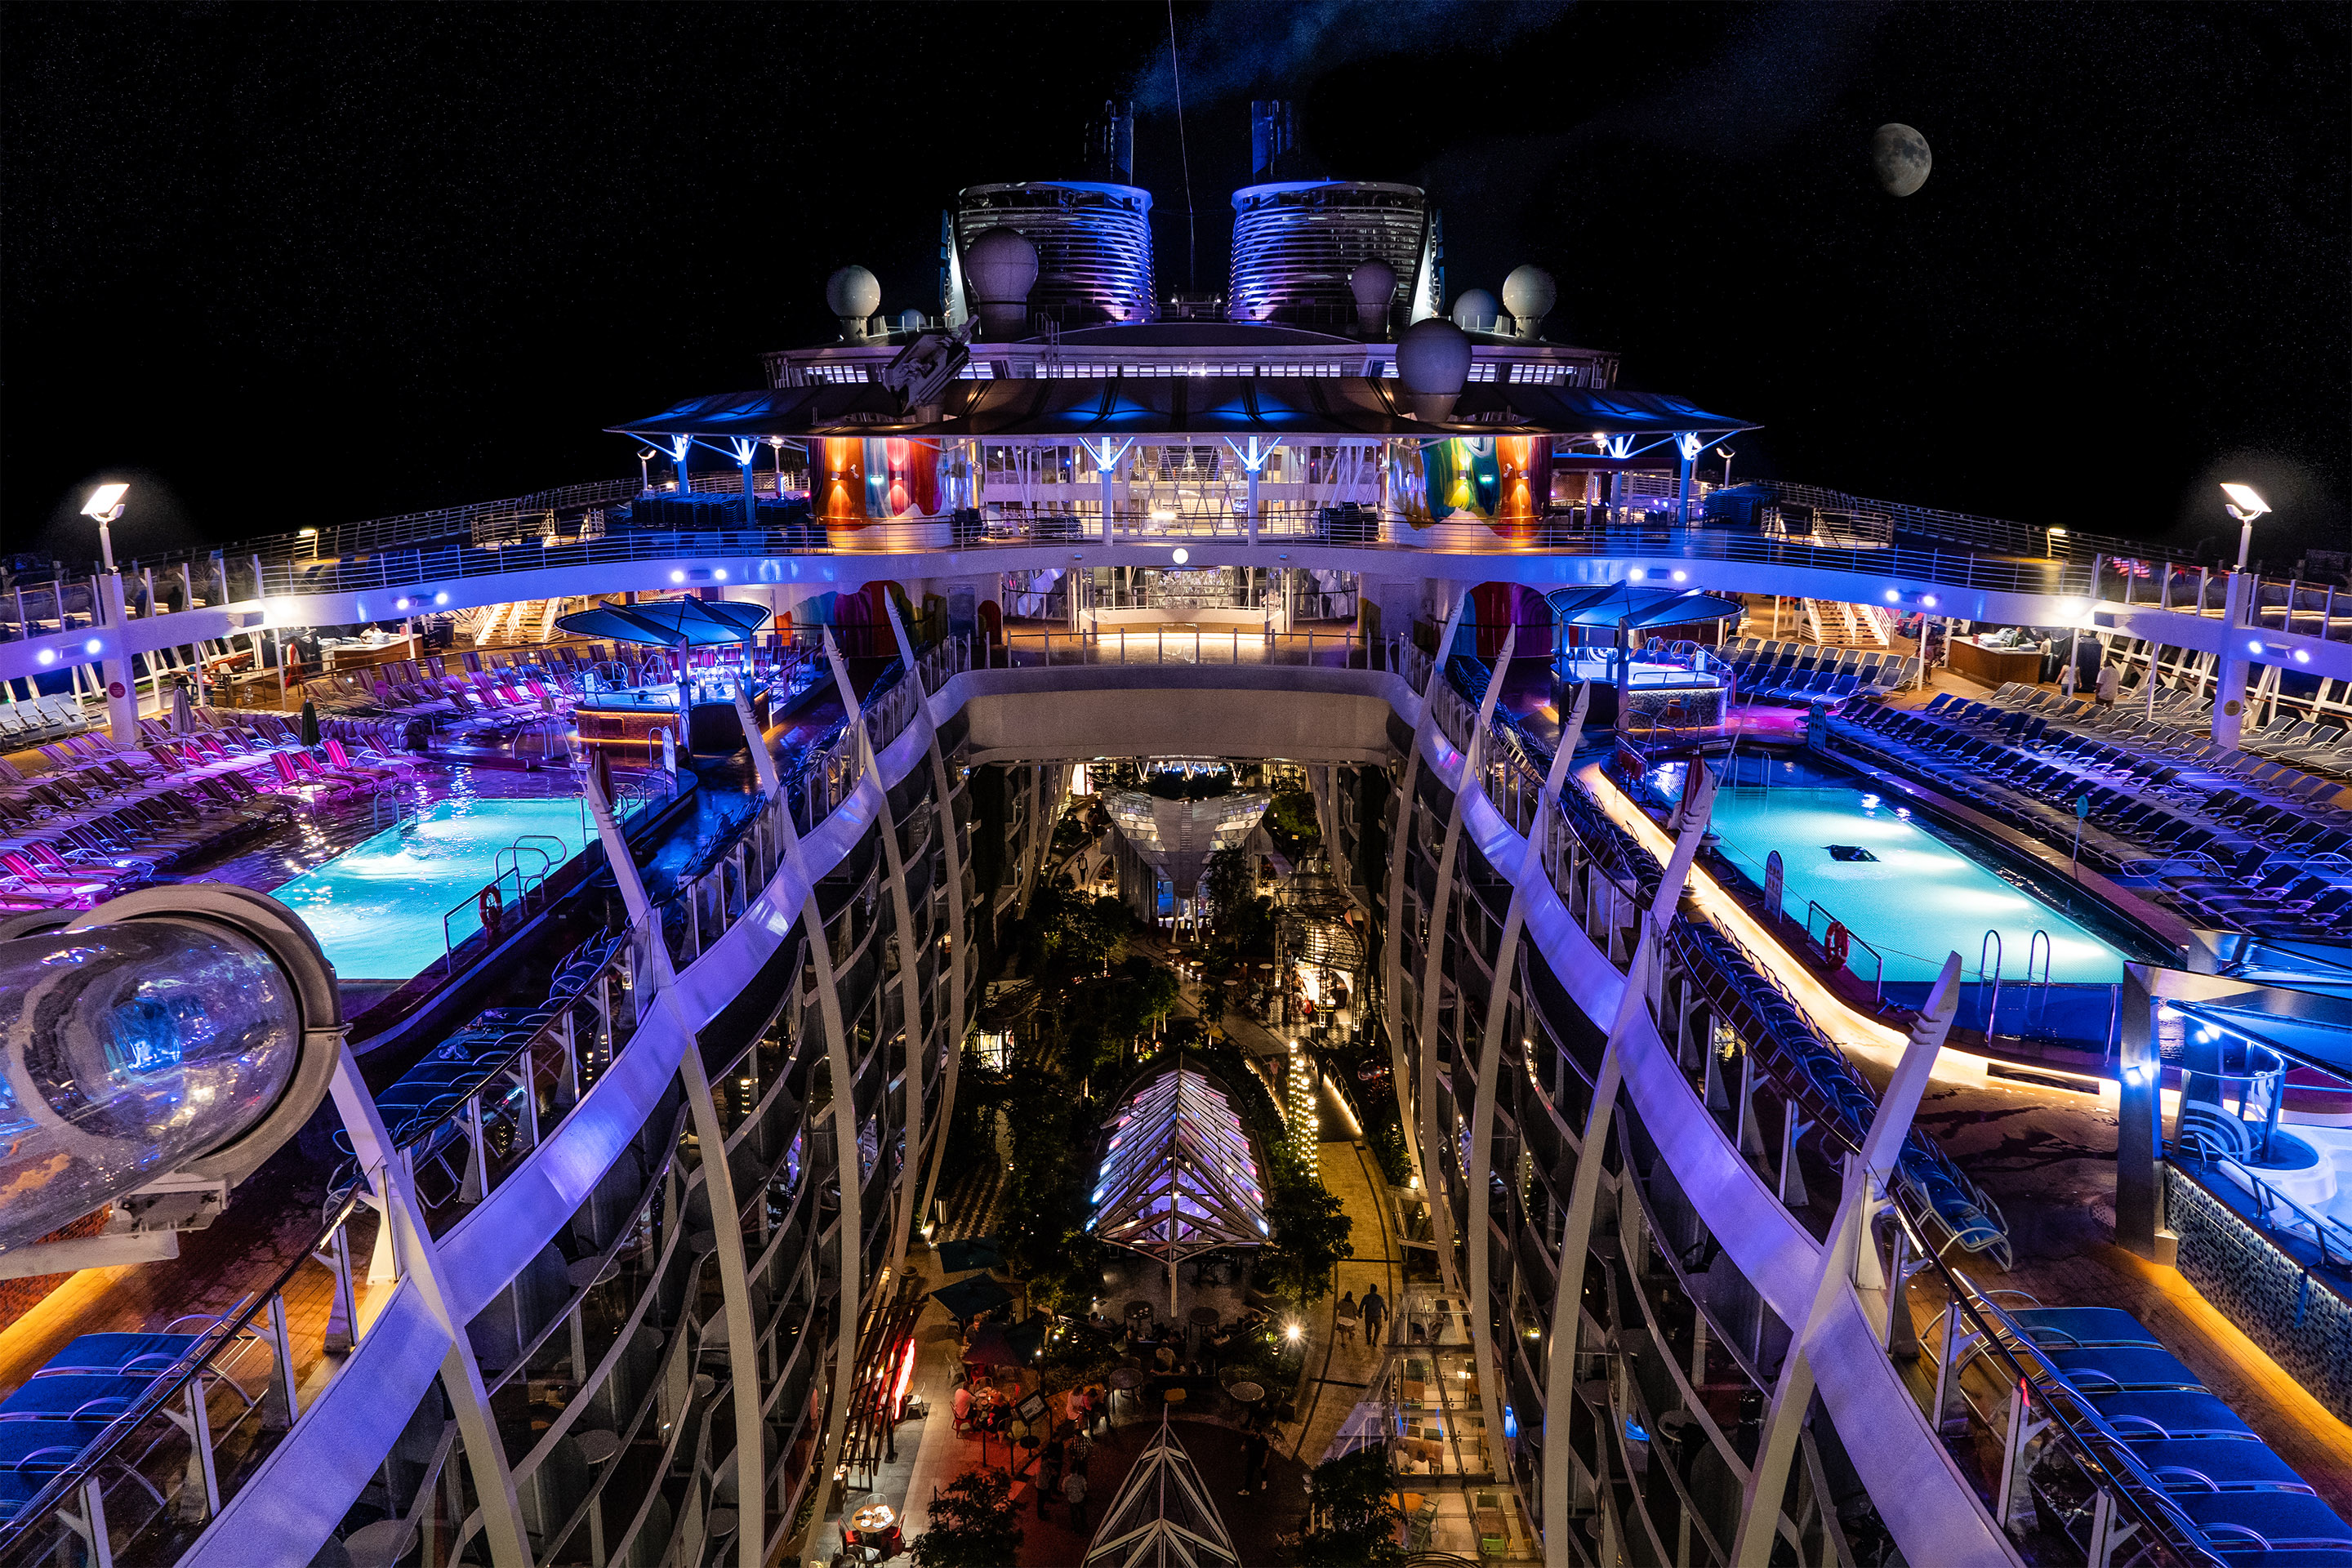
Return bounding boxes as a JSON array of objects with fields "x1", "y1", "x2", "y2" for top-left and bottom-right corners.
[{"x1": 1872, "y1": 122, "x2": 1931, "y2": 197}]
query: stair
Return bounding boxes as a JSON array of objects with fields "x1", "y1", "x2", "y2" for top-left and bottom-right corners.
[{"x1": 1797, "y1": 599, "x2": 1894, "y2": 649}]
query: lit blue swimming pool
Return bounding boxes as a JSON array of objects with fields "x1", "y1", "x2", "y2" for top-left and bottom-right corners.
[
  {"x1": 1683, "y1": 759, "x2": 2129, "y2": 988},
  {"x1": 272, "y1": 799, "x2": 590, "y2": 980}
]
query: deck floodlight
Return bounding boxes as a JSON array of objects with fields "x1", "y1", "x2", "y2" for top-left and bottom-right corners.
[
  {"x1": 2219, "y1": 483, "x2": 2270, "y2": 520},
  {"x1": 81, "y1": 483, "x2": 129, "y2": 519},
  {"x1": 2221, "y1": 483, "x2": 2269, "y2": 570}
]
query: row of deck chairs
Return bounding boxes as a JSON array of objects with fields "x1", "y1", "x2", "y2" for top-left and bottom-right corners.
[
  {"x1": 0, "y1": 1319, "x2": 237, "y2": 1522},
  {"x1": 0, "y1": 710, "x2": 424, "y2": 909},
  {"x1": 0, "y1": 694, "x2": 91, "y2": 750},
  {"x1": 1718, "y1": 639, "x2": 1919, "y2": 707},
  {"x1": 336, "y1": 929, "x2": 627, "y2": 1205},
  {"x1": 1984, "y1": 682, "x2": 2351, "y2": 799},
  {"x1": 1671, "y1": 920, "x2": 2012, "y2": 1266},
  {"x1": 1829, "y1": 701, "x2": 2352, "y2": 938},
  {"x1": 2037, "y1": 671, "x2": 2352, "y2": 783},
  {"x1": 1959, "y1": 1304, "x2": 2352, "y2": 1555}
]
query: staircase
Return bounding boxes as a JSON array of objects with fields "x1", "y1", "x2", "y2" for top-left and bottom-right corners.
[
  {"x1": 472, "y1": 599, "x2": 559, "y2": 647},
  {"x1": 1797, "y1": 599, "x2": 1895, "y2": 648}
]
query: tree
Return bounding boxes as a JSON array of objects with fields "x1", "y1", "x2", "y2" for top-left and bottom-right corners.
[
  {"x1": 911, "y1": 1467, "x2": 1024, "y2": 1568},
  {"x1": 1263, "y1": 1151, "x2": 1354, "y2": 1307},
  {"x1": 1202, "y1": 845, "x2": 1254, "y2": 932},
  {"x1": 1294, "y1": 1448, "x2": 1405, "y2": 1566}
]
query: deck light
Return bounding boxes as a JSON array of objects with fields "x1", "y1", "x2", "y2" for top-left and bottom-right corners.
[
  {"x1": 1922, "y1": 594, "x2": 1939, "y2": 608},
  {"x1": 37, "y1": 648, "x2": 55, "y2": 666},
  {"x1": 670, "y1": 570, "x2": 686, "y2": 583},
  {"x1": 434, "y1": 592, "x2": 448, "y2": 606},
  {"x1": 297, "y1": 527, "x2": 318, "y2": 539},
  {"x1": 82, "y1": 483, "x2": 128, "y2": 572},
  {"x1": 2295, "y1": 649, "x2": 2311, "y2": 664},
  {"x1": 2221, "y1": 483, "x2": 2269, "y2": 569},
  {"x1": 1285, "y1": 1322, "x2": 1303, "y2": 1343},
  {"x1": 715, "y1": 569, "x2": 728, "y2": 581},
  {"x1": 83, "y1": 639, "x2": 102, "y2": 656},
  {"x1": 1628, "y1": 568, "x2": 1646, "y2": 581},
  {"x1": 1172, "y1": 548, "x2": 1189, "y2": 564},
  {"x1": 394, "y1": 597, "x2": 410, "y2": 611},
  {"x1": 2247, "y1": 640, "x2": 2264, "y2": 655},
  {"x1": 1670, "y1": 569, "x2": 1687, "y2": 582},
  {"x1": 1884, "y1": 589, "x2": 1901, "y2": 602}
]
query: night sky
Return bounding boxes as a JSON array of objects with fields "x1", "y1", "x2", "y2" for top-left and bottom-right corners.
[{"x1": 4, "y1": 2, "x2": 2345, "y2": 568}]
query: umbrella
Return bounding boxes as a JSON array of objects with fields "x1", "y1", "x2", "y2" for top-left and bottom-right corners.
[
  {"x1": 932, "y1": 1276, "x2": 1014, "y2": 1322},
  {"x1": 170, "y1": 682, "x2": 194, "y2": 735},
  {"x1": 300, "y1": 698, "x2": 321, "y2": 748},
  {"x1": 938, "y1": 1237, "x2": 1004, "y2": 1274},
  {"x1": 964, "y1": 1318, "x2": 1045, "y2": 1368},
  {"x1": 554, "y1": 598, "x2": 768, "y2": 648}
]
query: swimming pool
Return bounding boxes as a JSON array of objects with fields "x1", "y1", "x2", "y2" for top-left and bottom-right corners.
[
  {"x1": 1682, "y1": 758, "x2": 2128, "y2": 989},
  {"x1": 271, "y1": 799, "x2": 591, "y2": 981}
]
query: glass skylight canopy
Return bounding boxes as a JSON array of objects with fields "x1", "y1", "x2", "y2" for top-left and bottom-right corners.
[
  {"x1": 1090, "y1": 1067, "x2": 1269, "y2": 1259},
  {"x1": 1081, "y1": 1421, "x2": 1242, "y2": 1568}
]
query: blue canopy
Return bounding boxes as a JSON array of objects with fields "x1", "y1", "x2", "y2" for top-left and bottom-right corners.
[
  {"x1": 555, "y1": 599, "x2": 768, "y2": 648},
  {"x1": 1546, "y1": 584, "x2": 1746, "y2": 630},
  {"x1": 611, "y1": 378, "x2": 1757, "y2": 443}
]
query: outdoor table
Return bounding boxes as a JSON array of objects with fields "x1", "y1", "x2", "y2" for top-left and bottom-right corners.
[
  {"x1": 1187, "y1": 1306, "x2": 1220, "y2": 1328},
  {"x1": 1227, "y1": 1380, "x2": 1264, "y2": 1406}
]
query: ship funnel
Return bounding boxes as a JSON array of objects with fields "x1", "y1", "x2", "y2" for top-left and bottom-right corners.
[
  {"x1": 1396, "y1": 317, "x2": 1471, "y2": 421},
  {"x1": 1349, "y1": 260, "x2": 1396, "y2": 341},
  {"x1": 826, "y1": 265, "x2": 883, "y2": 342},
  {"x1": 1502, "y1": 265, "x2": 1557, "y2": 341},
  {"x1": 964, "y1": 228, "x2": 1040, "y2": 339}
]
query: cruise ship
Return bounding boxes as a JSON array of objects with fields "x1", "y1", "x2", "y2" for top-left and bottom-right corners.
[{"x1": 3, "y1": 100, "x2": 2351, "y2": 1568}]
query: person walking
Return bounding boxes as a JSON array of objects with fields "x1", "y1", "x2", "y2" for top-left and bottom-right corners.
[
  {"x1": 1039, "y1": 1437, "x2": 1065, "y2": 1518},
  {"x1": 1241, "y1": 1428, "x2": 1272, "y2": 1495},
  {"x1": 1334, "y1": 1290, "x2": 1359, "y2": 1347},
  {"x1": 2095, "y1": 662, "x2": 2120, "y2": 706},
  {"x1": 1361, "y1": 1285, "x2": 1388, "y2": 1347},
  {"x1": 1063, "y1": 1466, "x2": 1089, "y2": 1532}
]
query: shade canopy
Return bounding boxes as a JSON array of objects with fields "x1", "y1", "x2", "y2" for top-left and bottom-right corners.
[
  {"x1": 1082, "y1": 1420, "x2": 1241, "y2": 1568},
  {"x1": 1546, "y1": 584, "x2": 1747, "y2": 630},
  {"x1": 554, "y1": 598, "x2": 770, "y2": 648},
  {"x1": 612, "y1": 378, "x2": 1756, "y2": 444},
  {"x1": 1090, "y1": 1068, "x2": 1267, "y2": 1262},
  {"x1": 930, "y1": 1276, "x2": 1014, "y2": 1322},
  {"x1": 937, "y1": 1236, "x2": 1006, "y2": 1274}
]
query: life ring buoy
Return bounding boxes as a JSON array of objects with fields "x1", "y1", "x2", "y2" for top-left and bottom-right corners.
[
  {"x1": 478, "y1": 884, "x2": 504, "y2": 930},
  {"x1": 1824, "y1": 921, "x2": 1852, "y2": 968}
]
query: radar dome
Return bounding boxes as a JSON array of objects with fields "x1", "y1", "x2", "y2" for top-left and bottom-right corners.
[
  {"x1": 1396, "y1": 317, "x2": 1471, "y2": 421},
  {"x1": 1501, "y1": 265, "x2": 1556, "y2": 341},
  {"x1": 1348, "y1": 260, "x2": 1397, "y2": 341},
  {"x1": 896, "y1": 309, "x2": 924, "y2": 333},
  {"x1": 826, "y1": 265, "x2": 882, "y2": 341},
  {"x1": 964, "y1": 229, "x2": 1041, "y2": 339},
  {"x1": 1450, "y1": 288, "x2": 1501, "y2": 335}
]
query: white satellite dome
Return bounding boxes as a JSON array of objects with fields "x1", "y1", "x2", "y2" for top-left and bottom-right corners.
[
  {"x1": 1395, "y1": 317, "x2": 1471, "y2": 421},
  {"x1": 1501, "y1": 265, "x2": 1556, "y2": 340},
  {"x1": 964, "y1": 228, "x2": 1041, "y2": 338},
  {"x1": 895, "y1": 309, "x2": 924, "y2": 333},
  {"x1": 825, "y1": 265, "x2": 882, "y2": 341},
  {"x1": 1450, "y1": 287, "x2": 1500, "y2": 335},
  {"x1": 1348, "y1": 259, "x2": 1397, "y2": 341}
]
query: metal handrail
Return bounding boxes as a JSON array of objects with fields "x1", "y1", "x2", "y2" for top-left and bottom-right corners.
[
  {"x1": 1803, "y1": 898, "x2": 1886, "y2": 1000},
  {"x1": 0, "y1": 1186, "x2": 372, "y2": 1555}
]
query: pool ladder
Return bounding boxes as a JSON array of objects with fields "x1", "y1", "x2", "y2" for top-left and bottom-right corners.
[{"x1": 1977, "y1": 927, "x2": 2055, "y2": 1040}]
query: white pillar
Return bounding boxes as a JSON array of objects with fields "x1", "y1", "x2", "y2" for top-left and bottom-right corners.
[
  {"x1": 2212, "y1": 571, "x2": 2254, "y2": 750},
  {"x1": 99, "y1": 571, "x2": 140, "y2": 742}
]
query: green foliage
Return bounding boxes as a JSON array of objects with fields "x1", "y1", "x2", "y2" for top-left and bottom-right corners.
[
  {"x1": 911, "y1": 1468, "x2": 1024, "y2": 1568},
  {"x1": 1202, "y1": 846, "x2": 1256, "y2": 933},
  {"x1": 1269, "y1": 787, "x2": 1321, "y2": 845},
  {"x1": 1014, "y1": 880, "x2": 1133, "y2": 980},
  {"x1": 1295, "y1": 1449, "x2": 1405, "y2": 1567},
  {"x1": 1263, "y1": 1146, "x2": 1354, "y2": 1307}
]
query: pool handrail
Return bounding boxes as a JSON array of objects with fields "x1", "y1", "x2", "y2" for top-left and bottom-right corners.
[{"x1": 1803, "y1": 897, "x2": 1887, "y2": 1000}]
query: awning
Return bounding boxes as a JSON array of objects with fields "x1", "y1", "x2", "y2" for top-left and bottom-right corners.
[
  {"x1": 1089, "y1": 1067, "x2": 1267, "y2": 1261},
  {"x1": 554, "y1": 598, "x2": 770, "y2": 648},
  {"x1": 1546, "y1": 585, "x2": 1747, "y2": 630},
  {"x1": 609, "y1": 378, "x2": 1757, "y2": 443},
  {"x1": 1082, "y1": 1420, "x2": 1241, "y2": 1568}
]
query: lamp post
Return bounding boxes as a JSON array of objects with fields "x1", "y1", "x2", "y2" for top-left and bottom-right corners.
[
  {"x1": 79, "y1": 484, "x2": 141, "y2": 742},
  {"x1": 2221, "y1": 482, "x2": 2270, "y2": 572},
  {"x1": 1715, "y1": 445, "x2": 1735, "y2": 490},
  {"x1": 637, "y1": 448, "x2": 657, "y2": 495}
]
